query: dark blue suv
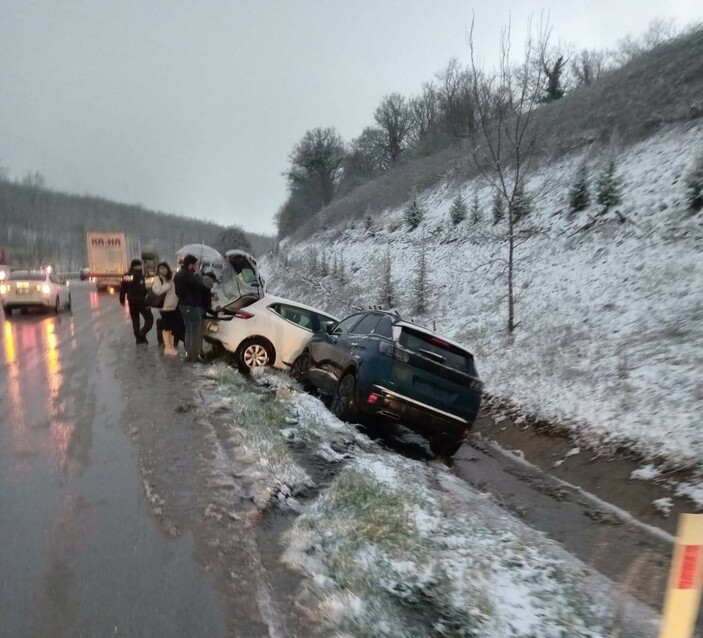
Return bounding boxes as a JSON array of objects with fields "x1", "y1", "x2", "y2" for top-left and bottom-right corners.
[{"x1": 290, "y1": 311, "x2": 483, "y2": 456}]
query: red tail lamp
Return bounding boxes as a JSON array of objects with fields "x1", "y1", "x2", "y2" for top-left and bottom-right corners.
[{"x1": 367, "y1": 393, "x2": 380, "y2": 405}]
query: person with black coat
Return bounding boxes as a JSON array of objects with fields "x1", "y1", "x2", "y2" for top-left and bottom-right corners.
[
  {"x1": 174, "y1": 254, "x2": 210, "y2": 362},
  {"x1": 119, "y1": 258, "x2": 154, "y2": 344}
]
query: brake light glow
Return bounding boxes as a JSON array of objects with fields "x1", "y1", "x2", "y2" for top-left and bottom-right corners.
[
  {"x1": 235, "y1": 310, "x2": 255, "y2": 319},
  {"x1": 367, "y1": 393, "x2": 380, "y2": 404},
  {"x1": 430, "y1": 337, "x2": 450, "y2": 349}
]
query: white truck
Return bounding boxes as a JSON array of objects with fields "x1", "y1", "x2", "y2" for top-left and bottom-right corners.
[{"x1": 86, "y1": 232, "x2": 141, "y2": 292}]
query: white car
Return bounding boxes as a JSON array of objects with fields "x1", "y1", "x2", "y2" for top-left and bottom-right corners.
[
  {"x1": 1, "y1": 269, "x2": 72, "y2": 315},
  {"x1": 204, "y1": 294, "x2": 338, "y2": 373}
]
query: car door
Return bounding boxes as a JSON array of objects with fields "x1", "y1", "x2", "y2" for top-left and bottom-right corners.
[
  {"x1": 267, "y1": 302, "x2": 317, "y2": 366},
  {"x1": 308, "y1": 313, "x2": 364, "y2": 394}
]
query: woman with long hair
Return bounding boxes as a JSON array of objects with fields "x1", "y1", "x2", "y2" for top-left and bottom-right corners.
[{"x1": 151, "y1": 261, "x2": 179, "y2": 356}]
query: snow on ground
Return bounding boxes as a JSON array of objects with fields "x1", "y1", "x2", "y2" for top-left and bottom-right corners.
[
  {"x1": 201, "y1": 364, "x2": 658, "y2": 637},
  {"x1": 261, "y1": 121, "x2": 703, "y2": 477}
]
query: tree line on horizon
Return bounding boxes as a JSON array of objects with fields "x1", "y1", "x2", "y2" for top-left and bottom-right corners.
[{"x1": 0, "y1": 176, "x2": 274, "y2": 271}]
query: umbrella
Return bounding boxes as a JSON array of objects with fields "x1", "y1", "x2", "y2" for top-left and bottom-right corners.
[{"x1": 175, "y1": 244, "x2": 223, "y2": 266}]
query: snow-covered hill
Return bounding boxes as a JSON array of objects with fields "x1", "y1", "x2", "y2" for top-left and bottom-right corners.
[{"x1": 261, "y1": 121, "x2": 703, "y2": 472}]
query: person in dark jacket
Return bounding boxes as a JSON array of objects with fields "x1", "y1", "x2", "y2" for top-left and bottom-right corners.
[
  {"x1": 174, "y1": 254, "x2": 209, "y2": 362},
  {"x1": 119, "y1": 258, "x2": 154, "y2": 344}
]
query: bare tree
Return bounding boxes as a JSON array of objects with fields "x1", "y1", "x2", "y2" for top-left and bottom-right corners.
[
  {"x1": 571, "y1": 49, "x2": 608, "y2": 88},
  {"x1": 374, "y1": 93, "x2": 413, "y2": 165},
  {"x1": 287, "y1": 127, "x2": 346, "y2": 208},
  {"x1": 410, "y1": 82, "x2": 440, "y2": 144},
  {"x1": 379, "y1": 247, "x2": 394, "y2": 308},
  {"x1": 468, "y1": 15, "x2": 549, "y2": 333},
  {"x1": 435, "y1": 58, "x2": 476, "y2": 139},
  {"x1": 541, "y1": 54, "x2": 567, "y2": 102}
]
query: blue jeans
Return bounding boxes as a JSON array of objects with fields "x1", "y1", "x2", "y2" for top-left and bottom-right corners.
[{"x1": 179, "y1": 305, "x2": 203, "y2": 361}]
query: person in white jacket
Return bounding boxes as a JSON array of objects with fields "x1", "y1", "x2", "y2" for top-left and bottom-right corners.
[{"x1": 151, "y1": 262, "x2": 179, "y2": 356}]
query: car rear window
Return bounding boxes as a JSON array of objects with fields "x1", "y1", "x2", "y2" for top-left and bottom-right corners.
[
  {"x1": 8, "y1": 272, "x2": 45, "y2": 281},
  {"x1": 398, "y1": 327, "x2": 477, "y2": 375}
]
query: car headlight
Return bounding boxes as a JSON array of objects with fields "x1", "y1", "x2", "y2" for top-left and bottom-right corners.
[
  {"x1": 0, "y1": 284, "x2": 8, "y2": 295},
  {"x1": 41, "y1": 284, "x2": 51, "y2": 295}
]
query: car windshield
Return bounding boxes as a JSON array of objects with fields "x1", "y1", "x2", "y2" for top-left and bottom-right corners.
[{"x1": 8, "y1": 272, "x2": 45, "y2": 281}]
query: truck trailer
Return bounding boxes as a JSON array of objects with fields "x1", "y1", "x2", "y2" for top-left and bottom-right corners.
[{"x1": 86, "y1": 232, "x2": 141, "y2": 292}]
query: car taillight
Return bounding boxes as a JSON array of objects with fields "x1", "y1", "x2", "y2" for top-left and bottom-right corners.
[
  {"x1": 235, "y1": 310, "x2": 254, "y2": 319},
  {"x1": 378, "y1": 340, "x2": 410, "y2": 362}
]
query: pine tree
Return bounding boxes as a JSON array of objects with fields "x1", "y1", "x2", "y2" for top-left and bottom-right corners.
[
  {"x1": 596, "y1": 159, "x2": 623, "y2": 212},
  {"x1": 492, "y1": 192, "x2": 505, "y2": 225},
  {"x1": 404, "y1": 195, "x2": 424, "y2": 230},
  {"x1": 510, "y1": 183, "x2": 531, "y2": 224},
  {"x1": 449, "y1": 194, "x2": 467, "y2": 225},
  {"x1": 569, "y1": 162, "x2": 590, "y2": 212},
  {"x1": 379, "y1": 248, "x2": 393, "y2": 308},
  {"x1": 471, "y1": 192, "x2": 481, "y2": 224},
  {"x1": 686, "y1": 151, "x2": 703, "y2": 212},
  {"x1": 415, "y1": 242, "x2": 428, "y2": 315}
]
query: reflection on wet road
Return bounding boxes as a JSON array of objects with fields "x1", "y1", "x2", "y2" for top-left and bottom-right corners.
[{"x1": 0, "y1": 285, "x2": 226, "y2": 638}]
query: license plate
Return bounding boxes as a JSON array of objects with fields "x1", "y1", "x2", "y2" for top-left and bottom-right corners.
[{"x1": 207, "y1": 324, "x2": 218, "y2": 333}]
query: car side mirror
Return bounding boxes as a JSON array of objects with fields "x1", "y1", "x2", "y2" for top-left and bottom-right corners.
[{"x1": 326, "y1": 324, "x2": 336, "y2": 335}]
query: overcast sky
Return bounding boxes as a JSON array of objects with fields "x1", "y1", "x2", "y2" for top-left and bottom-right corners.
[{"x1": 1, "y1": 1, "x2": 701, "y2": 234}]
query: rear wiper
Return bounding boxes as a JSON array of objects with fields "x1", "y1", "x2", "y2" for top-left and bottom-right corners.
[{"x1": 418, "y1": 348, "x2": 445, "y2": 363}]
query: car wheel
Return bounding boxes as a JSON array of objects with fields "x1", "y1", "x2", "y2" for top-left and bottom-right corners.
[
  {"x1": 54, "y1": 296, "x2": 60, "y2": 314},
  {"x1": 331, "y1": 373, "x2": 358, "y2": 422},
  {"x1": 429, "y1": 435, "x2": 464, "y2": 458},
  {"x1": 2, "y1": 305, "x2": 12, "y2": 317},
  {"x1": 236, "y1": 337, "x2": 273, "y2": 374},
  {"x1": 289, "y1": 353, "x2": 313, "y2": 390},
  {"x1": 66, "y1": 294, "x2": 72, "y2": 311}
]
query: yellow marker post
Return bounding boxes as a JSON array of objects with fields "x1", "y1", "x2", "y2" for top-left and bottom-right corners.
[{"x1": 659, "y1": 514, "x2": 703, "y2": 638}]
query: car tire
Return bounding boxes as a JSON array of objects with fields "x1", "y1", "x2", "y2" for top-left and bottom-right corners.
[
  {"x1": 331, "y1": 373, "x2": 359, "y2": 422},
  {"x1": 66, "y1": 294, "x2": 72, "y2": 311},
  {"x1": 236, "y1": 337, "x2": 273, "y2": 374},
  {"x1": 53, "y1": 296, "x2": 60, "y2": 314},
  {"x1": 289, "y1": 353, "x2": 313, "y2": 390},
  {"x1": 2, "y1": 304, "x2": 12, "y2": 317},
  {"x1": 429, "y1": 435, "x2": 464, "y2": 458}
]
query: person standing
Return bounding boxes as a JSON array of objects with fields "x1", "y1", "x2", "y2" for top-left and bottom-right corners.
[
  {"x1": 119, "y1": 258, "x2": 154, "y2": 344},
  {"x1": 174, "y1": 255, "x2": 209, "y2": 362},
  {"x1": 151, "y1": 261, "x2": 179, "y2": 356}
]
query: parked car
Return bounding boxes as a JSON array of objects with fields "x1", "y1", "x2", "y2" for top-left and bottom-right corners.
[
  {"x1": 290, "y1": 310, "x2": 483, "y2": 456},
  {"x1": 204, "y1": 294, "x2": 337, "y2": 373},
  {"x1": 1, "y1": 269, "x2": 72, "y2": 315}
]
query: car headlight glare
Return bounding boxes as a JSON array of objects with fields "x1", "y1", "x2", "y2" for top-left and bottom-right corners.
[{"x1": 41, "y1": 284, "x2": 51, "y2": 294}]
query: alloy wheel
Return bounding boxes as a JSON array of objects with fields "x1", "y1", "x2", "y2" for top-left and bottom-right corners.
[{"x1": 242, "y1": 343, "x2": 269, "y2": 368}]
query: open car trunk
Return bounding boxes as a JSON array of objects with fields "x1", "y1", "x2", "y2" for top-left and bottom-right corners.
[{"x1": 219, "y1": 250, "x2": 266, "y2": 303}]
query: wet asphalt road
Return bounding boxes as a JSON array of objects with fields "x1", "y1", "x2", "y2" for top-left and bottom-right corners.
[{"x1": 0, "y1": 284, "x2": 227, "y2": 638}]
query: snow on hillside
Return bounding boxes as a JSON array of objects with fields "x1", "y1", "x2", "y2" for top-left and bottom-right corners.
[{"x1": 261, "y1": 121, "x2": 703, "y2": 472}]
